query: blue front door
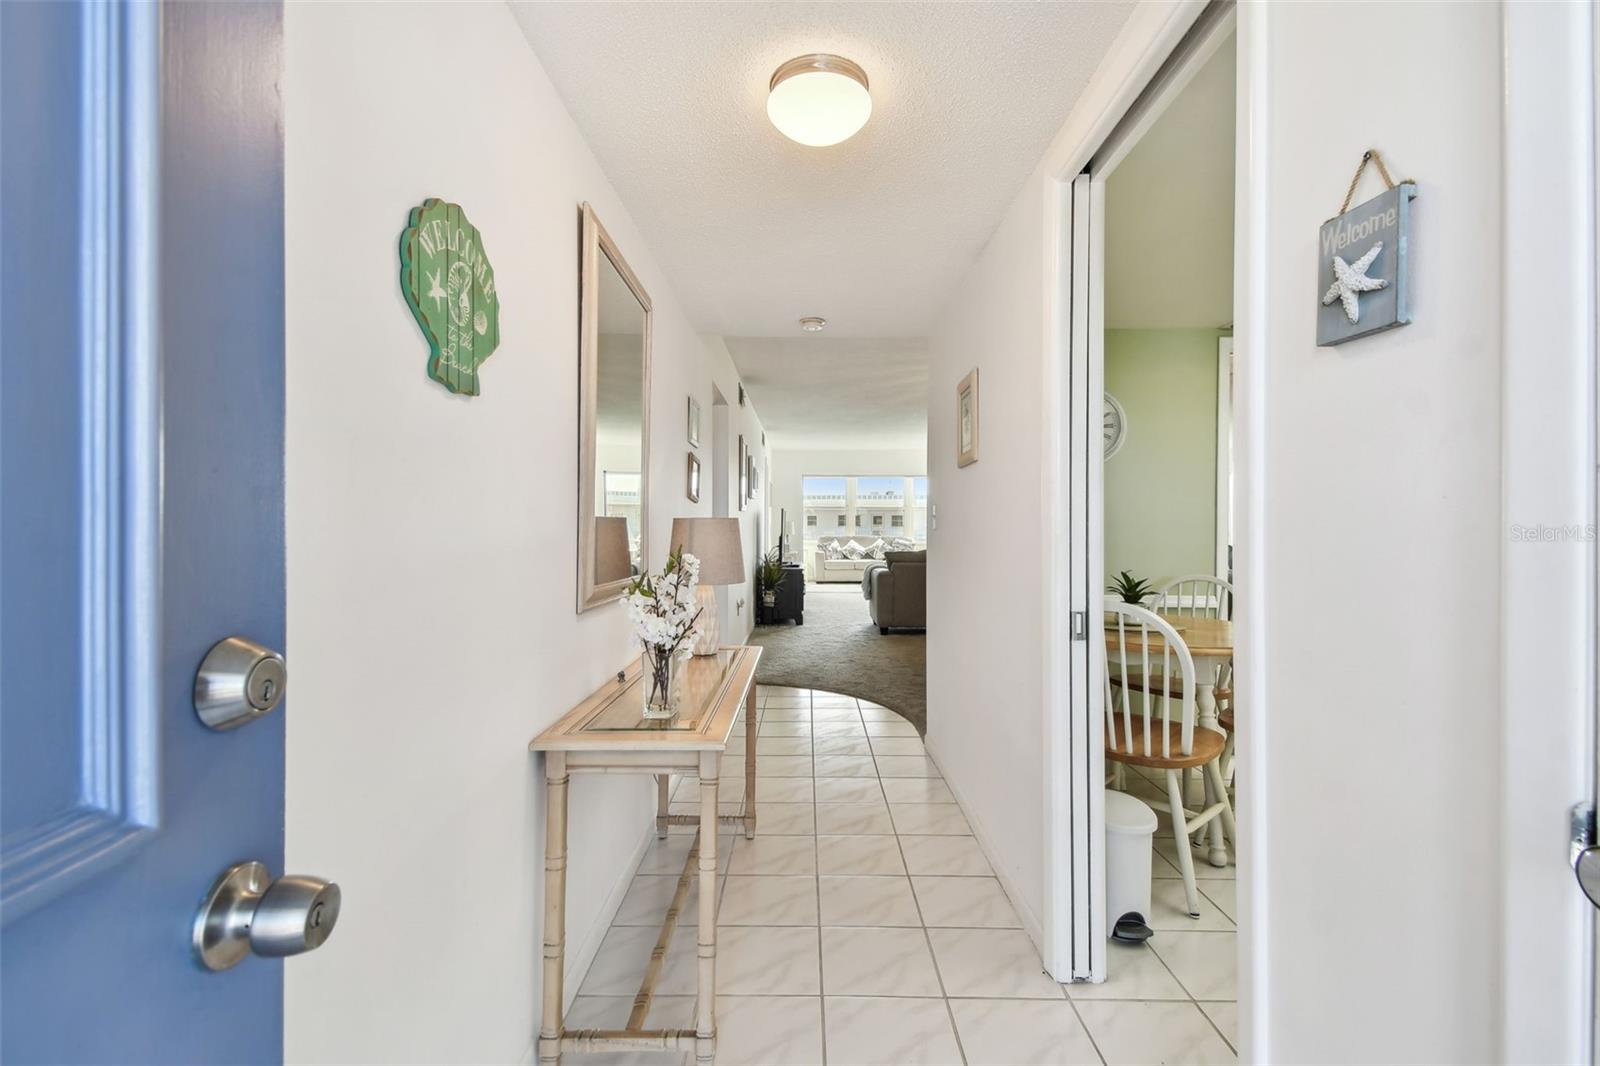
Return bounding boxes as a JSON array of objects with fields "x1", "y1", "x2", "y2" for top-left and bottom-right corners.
[{"x1": 1, "y1": 1, "x2": 288, "y2": 1060}]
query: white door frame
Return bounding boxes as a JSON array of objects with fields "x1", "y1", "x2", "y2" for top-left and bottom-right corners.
[
  {"x1": 1499, "y1": 2, "x2": 1598, "y2": 1062},
  {"x1": 1039, "y1": 0, "x2": 1217, "y2": 983},
  {"x1": 1215, "y1": 337, "x2": 1233, "y2": 581}
]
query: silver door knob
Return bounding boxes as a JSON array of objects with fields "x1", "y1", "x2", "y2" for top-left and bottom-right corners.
[
  {"x1": 193, "y1": 861, "x2": 341, "y2": 971},
  {"x1": 195, "y1": 636, "x2": 286, "y2": 731},
  {"x1": 1576, "y1": 847, "x2": 1600, "y2": 909}
]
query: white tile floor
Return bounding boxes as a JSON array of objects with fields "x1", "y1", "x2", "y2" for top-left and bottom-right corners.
[{"x1": 573, "y1": 686, "x2": 1237, "y2": 1065}]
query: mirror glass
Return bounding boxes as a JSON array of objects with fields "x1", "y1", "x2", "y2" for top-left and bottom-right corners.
[
  {"x1": 594, "y1": 250, "x2": 645, "y2": 584},
  {"x1": 579, "y1": 204, "x2": 651, "y2": 611}
]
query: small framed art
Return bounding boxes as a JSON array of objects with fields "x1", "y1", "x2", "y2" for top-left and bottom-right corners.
[
  {"x1": 737, "y1": 436, "x2": 748, "y2": 509},
  {"x1": 686, "y1": 453, "x2": 701, "y2": 502},
  {"x1": 687, "y1": 396, "x2": 701, "y2": 448},
  {"x1": 956, "y1": 368, "x2": 979, "y2": 467}
]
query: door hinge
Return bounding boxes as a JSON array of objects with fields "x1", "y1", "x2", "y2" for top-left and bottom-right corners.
[{"x1": 1070, "y1": 611, "x2": 1088, "y2": 641}]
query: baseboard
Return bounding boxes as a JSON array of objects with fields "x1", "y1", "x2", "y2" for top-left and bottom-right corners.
[
  {"x1": 561, "y1": 811, "x2": 657, "y2": 1013},
  {"x1": 924, "y1": 746, "x2": 1047, "y2": 951}
]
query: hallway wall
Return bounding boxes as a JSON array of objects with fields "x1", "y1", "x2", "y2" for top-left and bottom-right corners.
[
  {"x1": 925, "y1": 182, "x2": 1050, "y2": 941},
  {"x1": 283, "y1": 4, "x2": 762, "y2": 1060},
  {"x1": 1243, "y1": 2, "x2": 1508, "y2": 1058}
]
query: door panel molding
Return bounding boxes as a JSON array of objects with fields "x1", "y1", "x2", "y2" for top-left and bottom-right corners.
[{"x1": 0, "y1": 0, "x2": 161, "y2": 924}]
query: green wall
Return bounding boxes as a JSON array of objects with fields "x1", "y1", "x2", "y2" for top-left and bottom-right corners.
[{"x1": 1104, "y1": 329, "x2": 1223, "y2": 588}]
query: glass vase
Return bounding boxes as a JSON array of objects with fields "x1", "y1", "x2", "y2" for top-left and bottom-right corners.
[{"x1": 641, "y1": 648, "x2": 679, "y2": 720}]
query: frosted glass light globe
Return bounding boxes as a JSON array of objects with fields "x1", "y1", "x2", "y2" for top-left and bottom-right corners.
[{"x1": 767, "y1": 55, "x2": 871, "y2": 148}]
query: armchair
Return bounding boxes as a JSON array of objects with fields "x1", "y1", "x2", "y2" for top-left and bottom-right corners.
[{"x1": 867, "y1": 550, "x2": 926, "y2": 633}]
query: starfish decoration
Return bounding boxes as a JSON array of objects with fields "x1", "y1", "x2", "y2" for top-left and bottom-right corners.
[
  {"x1": 1322, "y1": 241, "x2": 1388, "y2": 324},
  {"x1": 426, "y1": 268, "x2": 447, "y2": 311}
]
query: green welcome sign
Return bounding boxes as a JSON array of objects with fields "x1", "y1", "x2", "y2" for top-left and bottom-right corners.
[{"x1": 399, "y1": 198, "x2": 500, "y2": 395}]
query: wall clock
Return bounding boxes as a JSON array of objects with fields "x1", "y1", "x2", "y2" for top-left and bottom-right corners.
[{"x1": 1104, "y1": 393, "x2": 1127, "y2": 459}]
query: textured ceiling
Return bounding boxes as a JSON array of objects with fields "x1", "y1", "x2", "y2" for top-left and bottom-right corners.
[
  {"x1": 724, "y1": 337, "x2": 928, "y2": 449},
  {"x1": 1105, "y1": 34, "x2": 1235, "y2": 330},
  {"x1": 510, "y1": 1, "x2": 1136, "y2": 338}
]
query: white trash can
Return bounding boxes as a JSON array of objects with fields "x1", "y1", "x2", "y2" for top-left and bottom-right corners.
[{"x1": 1104, "y1": 789, "x2": 1158, "y2": 943}]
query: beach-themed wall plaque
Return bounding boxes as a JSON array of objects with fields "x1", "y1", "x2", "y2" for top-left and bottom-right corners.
[
  {"x1": 400, "y1": 198, "x2": 501, "y2": 395},
  {"x1": 1317, "y1": 150, "x2": 1416, "y2": 347}
]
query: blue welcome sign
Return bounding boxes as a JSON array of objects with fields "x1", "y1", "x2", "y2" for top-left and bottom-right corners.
[{"x1": 1316, "y1": 182, "x2": 1417, "y2": 346}]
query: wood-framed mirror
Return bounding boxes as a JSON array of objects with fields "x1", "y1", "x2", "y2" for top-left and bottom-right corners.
[{"x1": 578, "y1": 203, "x2": 652, "y2": 612}]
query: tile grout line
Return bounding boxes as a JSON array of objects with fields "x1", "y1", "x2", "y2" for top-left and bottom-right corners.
[
  {"x1": 806, "y1": 689, "x2": 829, "y2": 1066},
  {"x1": 884, "y1": 742, "x2": 969, "y2": 1066}
]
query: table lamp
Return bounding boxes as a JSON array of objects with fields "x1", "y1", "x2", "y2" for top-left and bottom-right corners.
[
  {"x1": 594, "y1": 516, "x2": 633, "y2": 585},
  {"x1": 668, "y1": 517, "x2": 745, "y2": 655}
]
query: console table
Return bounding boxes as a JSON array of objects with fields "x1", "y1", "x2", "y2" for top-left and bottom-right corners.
[{"x1": 529, "y1": 646, "x2": 760, "y2": 1066}]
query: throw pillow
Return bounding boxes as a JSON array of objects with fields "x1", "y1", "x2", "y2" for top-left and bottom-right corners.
[
  {"x1": 841, "y1": 540, "x2": 867, "y2": 560},
  {"x1": 824, "y1": 541, "x2": 845, "y2": 560},
  {"x1": 867, "y1": 539, "x2": 887, "y2": 560}
]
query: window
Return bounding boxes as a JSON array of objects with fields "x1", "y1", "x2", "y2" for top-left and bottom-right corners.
[{"x1": 802, "y1": 473, "x2": 929, "y2": 569}]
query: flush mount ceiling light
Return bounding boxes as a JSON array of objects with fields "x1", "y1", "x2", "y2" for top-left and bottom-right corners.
[
  {"x1": 767, "y1": 54, "x2": 871, "y2": 147},
  {"x1": 798, "y1": 316, "x2": 827, "y2": 332}
]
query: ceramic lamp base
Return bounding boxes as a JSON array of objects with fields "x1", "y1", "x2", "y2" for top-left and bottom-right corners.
[{"x1": 691, "y1": 584, "x2": 720, "y2": 656}]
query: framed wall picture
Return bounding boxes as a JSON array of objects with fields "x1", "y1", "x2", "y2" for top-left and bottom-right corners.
[
  {"x1": 737, "y1": 435, "x2": 748, "y2": 510},
  {"x1": 687, "y1": 396, "x2": 701, "y2": 448},
  {"x1": 956, "y1": 368, "x2": 979, "y2": 467},
  {"x1": 686, "y1": 453, "x2": 701, "y2": 503},
  {"x1": 747, "y1": 454, "x2": 758, "y2": 497}
]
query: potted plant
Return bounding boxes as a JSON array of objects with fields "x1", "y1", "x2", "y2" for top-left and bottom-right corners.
[
  {"x1": 1106, "y1": 569, "x2": 1152, "y2": 610},
  {"x1": 624, "y1": 548, "x2": 703, "y2": 719},
  {"x1": 758, "y1": 547, "x2": 787, "y2": 610}
]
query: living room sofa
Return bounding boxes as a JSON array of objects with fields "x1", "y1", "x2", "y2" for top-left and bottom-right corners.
[
  {"x1": 864, "y1": 550, "x2": 926, "y2": 633},
  {"x1": 812, "y1": 536, "x2": 917, "y2": 583}
]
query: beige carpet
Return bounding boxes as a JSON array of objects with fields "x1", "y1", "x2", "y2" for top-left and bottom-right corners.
[{"x1": 748, "y1": 586, "x2": 926, "y2": 733}]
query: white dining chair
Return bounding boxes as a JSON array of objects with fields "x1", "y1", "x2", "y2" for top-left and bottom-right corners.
[
  {"x1": 1152, "y1": 575, "x2": 1235, "y2": 804},
  {"x1": 1151, "y1": 574, "x2": 1233, "y2": 620},
  {"x1": 1103, "y1": 600, "x2": 1235, "y2": 917}
]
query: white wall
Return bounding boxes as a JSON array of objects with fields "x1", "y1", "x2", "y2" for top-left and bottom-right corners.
[
  {"x1": 926, "y1": 180, "x2": 1050, "y2": 939},
  {"x1": 768, "y1": 446, "x2": 928, "y2": 558},
  {"x1": 928, "y1": 0, "x2": 1518, "y2": 1059},
  {"x1": 1244, "y1": 4, "x2": 1505, "y2": 1059},
  {"x1": 283, "y1": 4, "x2": 762, "y2": 1062},
  {"x1": 702, "y1": 338, "x2": 767, "y2": 641},
  {"x1": 1103, "y1": 329, "x2": 1220, "y2": 582}
]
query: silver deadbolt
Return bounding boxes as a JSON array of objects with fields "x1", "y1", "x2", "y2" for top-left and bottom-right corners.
[
  {"x1": 195, "y1": 636, "x2": 286, "y2": 730},
  {"x1": 193, "y1": 861, "x2": 341, "y2": 971}
]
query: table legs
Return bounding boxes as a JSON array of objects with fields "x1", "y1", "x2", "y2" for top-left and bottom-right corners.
[
  {"x1": 696, "y1": 750, "x2": 719, "y2": 1065},
  {"x1": 655, "y1": 774, "x2": 670, "y2": 839},
  {"x1": 540, "y1": 752, "x2": 568, "y2": 1065},
  {"x1": 1194, "y1": 683, "x2": 1229, "y2": 867},
  {"x1": 744, "y1": 685, "x2": 757, "y2": 840}
]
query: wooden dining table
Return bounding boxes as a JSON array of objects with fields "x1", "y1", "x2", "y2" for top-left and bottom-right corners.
[{"x1": 1106, "y1": 613, "x2": 1233, "y2": 866}]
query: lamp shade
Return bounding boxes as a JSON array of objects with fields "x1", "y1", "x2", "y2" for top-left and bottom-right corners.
[
  {"x1": 669, "y1": 517, "x2": 745, "y2": 586},
  {"x1": 593, "y1": 516, "x2": 633, "y2": 585}
]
